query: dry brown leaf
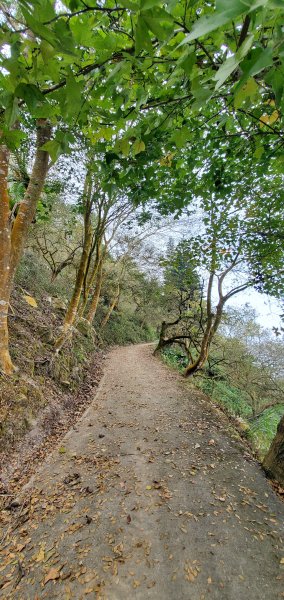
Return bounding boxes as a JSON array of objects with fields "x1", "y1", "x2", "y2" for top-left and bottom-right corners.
[
  {"x1": 35, "y1": 545, "x2": 45, "y2": 562},
  {"x1": 23, "y1": 294, "x2": 38, "y2": 307},
  {"x1": 43, "y1": 567, "x2": 61, "y2": 585}
]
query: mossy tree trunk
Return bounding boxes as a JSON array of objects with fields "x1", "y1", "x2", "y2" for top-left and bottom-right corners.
[
  {"x1": 54, "y1": 173, "x2": 94, "y2": 352},
  {"x1": 85, "y1": 257, "x2": 104, "y2": 324},
  {"x1": 100, "y1": 283, "x2": 120, "y2": 328},
  {"x1": 0, "y1": 144, "x2": 13, "y2": 374},
  {"x1": 263, "y1": 415, "x2": 284, "y2": 485},
  {"x1": 61, "y1": 173, "x2": 93, "y2": 331},
  {"x1": 0, "y1": 120, "x2": 51, "y2": 374}
]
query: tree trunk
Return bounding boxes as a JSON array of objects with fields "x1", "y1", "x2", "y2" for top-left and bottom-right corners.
[
  {"x1": 100, "y1": 283, "x2": 120, "y2": 328},
  {"x1": 78, "y1": 239, "x2": 102, "y2": 319},
  {"x1": 184, "y1": 347, "x2": 209, "y2": 376},
  {"x1": 184, "y1": 280, "x2": 225, "y2": 377},
  {"x1": 262, "y1": 415, "x2": 284, "y2": 485},
  {"x1": 85, "y1": 258, "x2": 104, "y2": 324},
  {"x1": 0, "y1": 120, "x2": 51, "y2": 374},
  {"x1": 62, "y1": 209, "x2": 92, "y2": 330},
  {"x1": 10, "y1": 120, "x2": 51, "y2": 278},
  {"x1": 154, "y1": 321, "x2": 168, "y2": 355},
  {"x1": 54, "y1": 174, "x2": 93, "y2": 352},
  {"x1": 0, "y1": 144, "x2": 13, "y2": 374}
]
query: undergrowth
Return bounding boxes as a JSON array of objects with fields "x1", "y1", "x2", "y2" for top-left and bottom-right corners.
[{"x1": 161, "y1": 346, "x2": 284, "y2": 459}]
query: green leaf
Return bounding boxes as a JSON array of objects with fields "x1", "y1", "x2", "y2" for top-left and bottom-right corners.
[
  {"x1": 120, "y1": 0, "x2": 139, "y2": 7},
  {"x1": 5, "y1": 95, "x2": 19, "y2": 128},
  {"x1": 265, "y1": 68, "x2": 284, "y2": 106},
  {"x1": 121, "y1": 139, "x2": 131, "y2": 156},
  {"x1": 65, "y1": 74, "x2": 83, "y2": 117},
  {"x1": 1, "y1": 128, "x2": 26, "y2": 150},
  {"x1": 133, "y1": 139, "x2": 146, "y2": 154},
  {"x1": 135, "y1": 16, "x2": 153, "y2": 54},
  {"x1": 140, "y1": 0, "x2": 162, "y2": 8},
  {"x1": 234, "y1": 77, "x2": 259, "y2": 108},
  {"x1": 20, "y1": 7, "x2": 56, "y2": 47},
  {"x1": 191, "y1": 76, "x2": 212, "y2": 103},
  {"x1": 240, "y1": 47, "x2": 273, "y2": 79},
  {"x1": 142, "y1": 8, "x2": 173, "y2": 40},
  {"x1": 180, "y1": 51, "x2": 196, "y2": 77},
  {"x1": 213, "y1": 35, "x2": 254, "y2": 90},
  {"x1": 53, "y1": 20, "x2": 76, "y2": 56},
  {"x1": 14, "y1": 83, "x2": 45, "y2": 111},
  {"x1": 179, "y1": 0, "x2": 268, "y2": 43},
  {"x1": 254, "y1": 144, "x2": 265, "y2": 159},
  {"x1": 41, "y1": 140, "x2": 62, "y2": 163},
  {"x1": 171, "y1": 126, "x2": 191, "y2": 149}
]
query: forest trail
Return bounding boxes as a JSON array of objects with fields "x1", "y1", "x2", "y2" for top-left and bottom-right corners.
[{"x1": 0, "y1": 344, "x2": 283, "y2": 600}]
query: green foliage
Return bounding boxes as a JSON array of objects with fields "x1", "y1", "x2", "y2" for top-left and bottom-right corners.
[
  {"x1": 101, "y1": 311, "x2": 156, "y2": 345},
  {"x1": 248, "y1": 406, "x2": 284, "y2": 456},
  {"x1": 197, "y1": 377, "x2": 253, "y2": 418},
  {"x1": 161, "y1": 313, "x2": 284, "y2": 460},
  {"x1": 162, "y1": 346, "x2": 188, "y2": 372}
]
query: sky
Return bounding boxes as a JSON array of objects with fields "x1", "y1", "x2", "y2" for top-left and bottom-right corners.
[{"x1": 228, "y1": 288, "x2": 282, "y2": 329}]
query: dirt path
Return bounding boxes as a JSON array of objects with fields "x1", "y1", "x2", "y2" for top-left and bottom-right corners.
[{"x1": 1, "y1": 344, "x2": 283, "y2": 599}]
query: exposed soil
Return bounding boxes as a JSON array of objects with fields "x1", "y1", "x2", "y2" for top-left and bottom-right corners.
[
  {"x1": 0, "y1": 350, "x2": 104, "y2": 498},
  {"x1": 0, "y1": 344, "x2": 283, "y2": 599},
  {"x1": 0, "y1": 283, "x2": 105, "y2": 497}
]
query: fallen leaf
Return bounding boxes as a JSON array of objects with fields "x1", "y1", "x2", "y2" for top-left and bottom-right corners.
[
  {"x1": 35, "y1": 545, "x2": 45, "y2": 562},
  {"x1": 23, "y1": 294, "x2": 38, "y2": 308},
  {"x1": 43, "y1": 567, "x2": 61, "y2": 585}
]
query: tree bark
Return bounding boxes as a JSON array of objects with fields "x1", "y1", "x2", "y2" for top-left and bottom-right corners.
[
  {"x1": 10, "y1": 120, "x2": 51, "y2": 279},
  {"x1": 61, "y1": 174, "x2": 93, "y2": 331},
  {"x1": 78, "y1": 239, "x2": 102, "y2": 319},
  {"x1": 100, "y1": 283, "x2": 120, "y2": 328},
  {"x1": 85, "y1": 258, "x2": 104, "y2": 324},
  {"x1": 54, "y1": 174, "x2": 93, "y2": 352},
  {"x1": 184, "y1": 272, "x2": 215, "y2": 377},
  {"x1": 0, "y1": 120, "x2": 51, "y2": 374},
  {"x1": 154, "y1": 321, "x2": 168, "y2": 355},
  {"x1": 0, "y1": 144, "x2": 13, "y2": 374},
  {"x1": 263, "y1": 414, "x2": 284, "y2": 485}
]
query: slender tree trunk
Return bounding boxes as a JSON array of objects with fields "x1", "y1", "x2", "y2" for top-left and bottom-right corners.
[
  {"x1": 100, "y1": 283, "x2": 120, "y2": 328},
  {"x1": 10, "y1": 120, "x2": 51, "y2": 278},
  {"x1": 78, "y1": 239, "x2": 102, "y2": 319},
  {"x1": 184, "y1": 321, "x2": 212, "y2": 376},
  {"x1": 62, "y1": 187, "x2": 92, "y2": 330},
  {"x1": 154, "y1": 321, "x2": 168, "y2": 355},
  {"x1": 184, "y1": 274, "x2": 224, "y2": 377},
  {"x1": 0, "y1": 120, "x2": 51, "y2": 374},
  {"x1": 263, "y1": 415, "x2": 284, "y2": 484},
  {"x1": 54, "y1": 174, "x2": 93, "y2": 352},
  {"x1": 85, "y1": 258, "x2": 104, "y2": 324},
  {"x1": 0, "y1": 144, "x2": 13, "y2": 374}
]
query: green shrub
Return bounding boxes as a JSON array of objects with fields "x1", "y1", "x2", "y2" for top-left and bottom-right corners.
[
  {"x1": 197, "y1": 378, "x2": 252, "y2": 418},
  {"x1": 162, "y1": 346, "x2": 188, "y2": 372},
  {"x1": 248, "y1": 405, "x2": 284, "y2": 458},
  {"x1": 101, "y1": 311, "x2": 156, "y2": 345},
  {"x1": 16, "y1": 250, "x2": 71, "y2": 299}
]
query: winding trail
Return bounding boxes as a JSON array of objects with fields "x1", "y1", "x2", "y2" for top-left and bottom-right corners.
[{"x1": 0, "y1": 344, "x2": 283, "y2": 599}]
